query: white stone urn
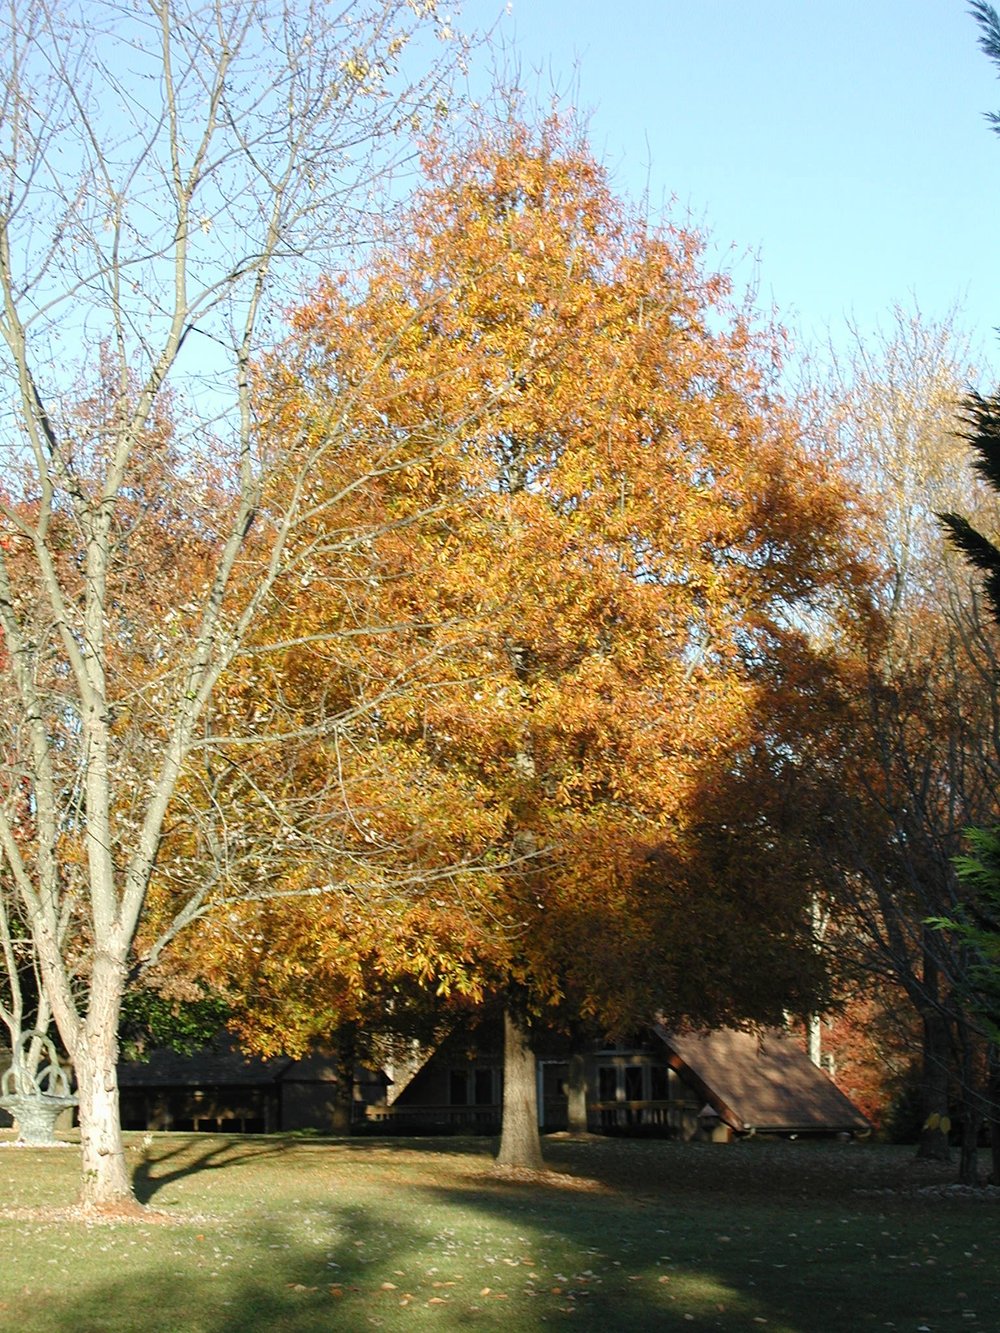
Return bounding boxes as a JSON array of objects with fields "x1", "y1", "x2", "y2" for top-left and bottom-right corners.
[{"x1": 0, "y1": 1031, "x2": 77, "y2": 1145}]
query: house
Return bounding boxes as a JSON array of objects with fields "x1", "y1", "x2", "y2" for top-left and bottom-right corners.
[
  {"x1": 6, "y1": 1021, "x2": 870, "y2": 1140},
  {"x1": 373, "y1": 1017, "x2": 870, "y2": 1140},
  {"x1": 116, "y1": 1035, "x2": 387, "y2": 1134}
]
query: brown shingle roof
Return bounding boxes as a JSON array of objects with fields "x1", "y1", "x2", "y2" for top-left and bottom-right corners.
[
  {"x1": 653, "y1": 1024, "x2": 869, "y2": 1133},
  {"x1": 116, "y1": 1035, "x2": 388, "y2": 1091},
  {"x1": 117, "y1": 1035, "x2": 293, "y2": 1088}
]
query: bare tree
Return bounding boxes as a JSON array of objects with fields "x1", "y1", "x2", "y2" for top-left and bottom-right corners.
[
  {"x1": 0, "y1": 0, "x2": 476, "y2": 1210},
  {"x1": 810, "y1": 307, "x2": 1000, "y2": 1177}
]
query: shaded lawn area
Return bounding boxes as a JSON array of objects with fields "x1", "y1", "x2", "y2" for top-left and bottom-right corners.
[{"x1": 0, "y1": 1130, "x2": 996, "y2": 1332}]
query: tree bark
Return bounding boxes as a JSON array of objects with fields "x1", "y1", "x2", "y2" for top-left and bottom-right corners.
[
  {"x1": 495, "y1": 1008, "x2": 544, "y2": 1171},
  {"x1": 73, "y1": 951, "x2": 136, "y2": 1211},
  {"x1": 985, "y1": 1043, "x2": 1000, "y2": 1186},
  {"x1": 565, "y1": 1050, "x2": 589, "y2": 1134},
  {"x1": 916, "y1": 1006, "x2": 951, "y2": 1163},
  {"x1": 330, "y1": 1027, "x2": 356, "y2": 1136},
  {"x1": 807, "y1": 1014, "x2": 822, "y2": 1068},
  {"x1": 956, "y1": 1028, "x2": 980, "y2": 1186},
  {"x1": 958, "y1": 1103, "x2": 980, "y2": 1186},
  {"x1": 916, "y1": 949, "x2": 951, "y2": 1163}
]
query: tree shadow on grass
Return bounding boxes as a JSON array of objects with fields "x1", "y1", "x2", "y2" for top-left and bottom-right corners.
[
  {"x1": 130, "y1": 1133, "x2": 305, "y2": 1205},
  {"x1": 129, "y1": 1130, "x2": 506, "y2": 1205},
  {"x1": 413, "y1": 1150, "x2": 999, "y2": 1333},
  {"x1": 10, "y1": 1185, "x2": 1000, "y2": 1333},
  {"x1": 14, "y1": 1139, "x2": 999, "y2": 1333},
  {"x1": 9, "y1": 1188, "x2": 705, "y2": 1332},
  {"x1": 2, "y1": 1212, "x2": 401, "y2": 1333},
  {"x1": 3, "y1": 1207, "x2": 604, "y2": 1332}
]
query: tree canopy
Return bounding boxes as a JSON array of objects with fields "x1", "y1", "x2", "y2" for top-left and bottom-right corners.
[{"x1": 196, "y1": 117, "x2": 868, "y2": 1168}]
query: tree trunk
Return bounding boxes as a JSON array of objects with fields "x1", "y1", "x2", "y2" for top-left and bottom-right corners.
[
  {"x1": 807, "y1": 1014, "x2": 822, "y2": 1067},
  {"x1": 73, "y1": 952, "x2": 136, "y2": 1211},
  {"x1": 986, "y1": 1043, "x2": 1000, "y2": 1185},
  {"x1": 330, "y1": 1027, "x2": 356, "y2": 1136},
  {"x1": 956, "y1": 1028, "x2": 980, "y2": 1186},
  {"x1": 916, "y1": 953, "x2": 951, "y2": 1163},
  {"x1": 958, "y1": 1103, "x2": 980, "y2": 1186},
  {"x1": 916, "y1": 1009, "x2": 951, "y2": 1162},
  {"x1": 495, "y1": 1008, "x2": 544, "y2": 1171},
  {"x1": 565, "y1": 1050, "x2": 589, "y2": 1134}
]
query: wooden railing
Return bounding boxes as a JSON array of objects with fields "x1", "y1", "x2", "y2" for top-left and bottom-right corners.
[
  {"x1": 363, "y1": 1103, "x2": 500, "y2": 1132},
  {"x1": 364, "y1": 1098, "x2": 704, "y2": 1137},
  {"x1": 588, "y1": 1099, "x2": 701, "y2": 1134}
]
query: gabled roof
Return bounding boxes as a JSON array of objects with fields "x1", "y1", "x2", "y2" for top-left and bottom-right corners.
[
  {"x1": 653, "y1": 1023, "x2": 869, "y2": 1134},
  {"x1": 117, "y1": 1035, "x2": 294, "y2": 1088},
  {"x1": 116, "y1": 1034, "x2": 389, "y2": 1090}
]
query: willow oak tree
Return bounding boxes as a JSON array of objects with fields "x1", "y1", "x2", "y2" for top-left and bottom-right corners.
[
  {"x1": 0, "y1": 0, "x2": 477, "y2": 1211},
  {"x1": 134, "y1": 290, "x2": 518, "y2": 1095},
  {"x1": 231, "y1": 117, "x2": 863, "y2": 1168}
]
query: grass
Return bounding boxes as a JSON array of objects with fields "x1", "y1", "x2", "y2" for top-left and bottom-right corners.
[{"x1": 0, "y1": 1130, "x2": 996, "y2": 1332}]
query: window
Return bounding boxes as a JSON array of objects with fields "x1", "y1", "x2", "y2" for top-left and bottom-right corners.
[
  {"x1": 598, "y1": 1066, "x2": 618, "y2": 1101},
  {"x1": 449, "y1": 1070, "x2": 469, "y2": 1106},
  {"x1": 450, "y1": 1067, "x2": 497, "y2": 1106},
  {"x1": 624, "y1": 1066, "x2": 644, "y2": 1102},
  {"x1": 650, "y1": 1065, "x2": 670, "y2": 1101},
  {"x1": 473, "y1": 1068, "x2": 494, "y2": 1106}
]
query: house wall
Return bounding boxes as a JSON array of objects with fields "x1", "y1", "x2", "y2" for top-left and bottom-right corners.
[
  {"x1": 280, "y1": 1081, "x2": 338, "y2": 1132},
  {"x1": 119, "y1": 1085, "x2": 277, "y2": 1133},
  {"x1": 277, "y1": 1049, "x2": 341, "y2": 1132},
  {"x1": 117, "y1": 1048, "x2": 389, "y2": 1135},
  {"x1": 585, "y1": 1051, "x2": 703, "y2": 1138},
  {"x1": 381, "y1": 1026, "x2": 709, "y2": 1138},
  {"x1": 379, "y1": 1025, "x2": 504, "y2": 1132}
]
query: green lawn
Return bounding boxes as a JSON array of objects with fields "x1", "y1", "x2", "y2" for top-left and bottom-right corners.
[{"x1": 0, "y1": 1130, "x2": 995, "y2": 1331}]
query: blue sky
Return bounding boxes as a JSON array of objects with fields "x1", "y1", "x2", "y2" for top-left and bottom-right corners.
[{"x1": 459, "y1": 1, "x2": 1000, "y2": 377}]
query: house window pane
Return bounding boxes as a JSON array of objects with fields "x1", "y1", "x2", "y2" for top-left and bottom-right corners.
[
  {"x1": 598, "y1": 1066, "x2": 617, "y2": 1101},
  {"x1": 624, "y1": 1067, "x2": 643, "y2": 1102},
  {"x1": 449, "y1": 1070, "x2": 469, "y2": 1106},
  {"x1": 473, "y1": 1068, "x2": 494, "y2": 1105},
  {"x1": 650, "y1": 1066, "x2": 669, "y2": 1101}
]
